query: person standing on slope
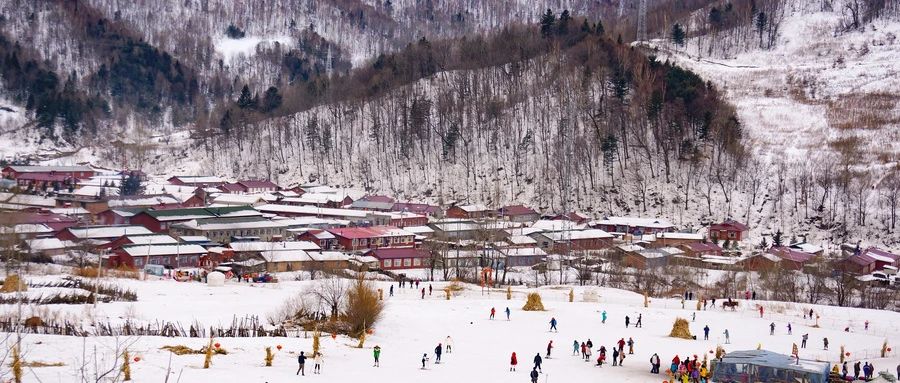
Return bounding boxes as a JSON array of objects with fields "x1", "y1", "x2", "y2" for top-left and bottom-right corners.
[
  {"x1": 703, "y1": 325, "x2": 710, "y2": 340},
  {"x1": 505, "y1": 307, "x2": 511, "y2": 320},
  {"x1": 801, "y1": 333, "x2": 808, "y2": 348},
  {"x1": 533, "y1": 353, "x2": 543, "y2": 372},
  {"x1": 625, "y1": 315, "x2": 631, "y2": 328},
  {"x1": 549, "y1": 317, "x2": 558, "y2": 332},
  {"x1": 636, "y1": 314, "x2": 642, "y2": 328},
  {"x1": 770, "y1": 322, "x2": 775, "y2": 335},
  {"x1": 530, "y1": 367, "x2": 539, "y2": 383},
  {"x1": 601, "y1": 310, "x2": 607, "y2": 324},
  {"x1": 373, "y1": 345, "x2": 381, "y2": 367},
  {"x1": 612, "y1": 347, "x2": 620, "y2": 366},
  {"x1": 490, "y1": 307, "x2": 496, "y2": 320},
  {"x1": 313, "y1": 352, "x2": 323, "y2": 374},
  {"x1": 617, "y1": 338, "x2": 626, "y2": 353},
  {"x1": 421, "y1": 353, "x2": 429, "y2": 369},
  {"x1": 574, "y1": 340, "x2": 581, "y2": 356},
  {"x1": 297, "y1": 351, "x2": 307, "y2": 376},
  {"x1": 421, "y1": 288, "x2": 425, "y2": 299},
  {"x1": 650, "y1": 353, "x2": 660, "y2": 373},
  {"x1": 510, "y1": 352, "x2": 518, "y2": 371},
  {"x1": 627, "y1": 337, "x2": 635, "y2": 354},
  {"x1": 823, "y1": 337, "x2": 829, "y2": 350},
  {"x1": 445, "y1": 336, "x2": 453, "y2": 353},
  {"x1": 546, "y1": 340, "x2": 553, "y2": 358},
  {"x1": 724, "y1": 329, "x2": 730, "y2": 344},
  {"x1": 389, "y1": 285, "x2": 394, "y2": 297},
  {"x1": 434, "y1": 343, "x2": 442, "y2": 364}
]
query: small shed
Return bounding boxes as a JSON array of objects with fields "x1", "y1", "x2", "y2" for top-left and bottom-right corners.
[{"x1": 711, "y1": 350, "x2": 829, "y2": 383}]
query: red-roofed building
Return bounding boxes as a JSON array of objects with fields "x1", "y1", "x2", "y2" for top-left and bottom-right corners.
[
  {"x1": 446, "y1": 204, "x2": 493, "y2": 219},
  {"x1": 0, "y1": 212, "x2": 78, "y2": 233},
  {"x1": 498, "y1": 205, "x2": 540, "y2": 222},
  {"x1": 327, "y1": 226, "x2": 415, "y2": 251},
  {"x1": 392, "y1": 203, "x2": 441, "y2": 216},
  {"x1": 862, "y1": 247, "x2": 900, "y2": 269},
  {"x1": 2, "y1": 165, "x2": 94, "y2": 188},
  {"x1": 838, "y1": 252, "x2": 878, "y2": 274},
  {"x1": 767, "y1": 246, "x2": 815, "y2": 270},
  {"x1": 365, "y1": 248, "x2": 432, "y2": 270},
  {"x1": 295, "y1": 229, "x2": 337, "y2": 250},
  {"x1": 679, "y1": 242, "x2": 723, "y2": 258},
  {"x1": 709, "y1": 220, "x2": 750, "y2": 241},
  {"x1": 552, "y1": 212, "x2": 589, "y2": 225}
]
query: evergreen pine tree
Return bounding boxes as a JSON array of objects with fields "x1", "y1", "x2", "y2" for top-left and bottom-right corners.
[
  {"x1": 262, "y1": 86, "x2": 282, "y2": 112},
  {"x1": 539, "y1": 9, "x2": 556, "y2": 38},
  {"x1": 773, "y1": 230, "x2": 783, "y2": 247},
  {"x1": 558, "y1": 9, "x2": 571, "y2": 35},
  {"x1": 595, "y1": 20, "x2": 605, "y2": 35},
  {"x1": 755, "y1": 12, "x2": 767, "y2": 48},
  {"x1": 237, "y1": 85, "x2": 254, "y2": 108},
  {"x1": 671, "y1": 23, "x2": 686, "y2": 46}
]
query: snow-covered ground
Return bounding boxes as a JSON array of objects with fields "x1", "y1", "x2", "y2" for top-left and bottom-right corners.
[
  {"x1": 3, "y1": 274, "x2": 898, "y2": 382},
  {"x1": 215, "y1": 35, "x2": 294, "y2": 66},
  {"x1": 655, "y1": 2, "x2": 900, "y2": 169}
]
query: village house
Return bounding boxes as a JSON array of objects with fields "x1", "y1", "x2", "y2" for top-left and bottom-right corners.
[
  {"x1": 129, "y1": 206, "x2": 261, "y2": 233},
  {"x1": 709, "y1": 219, "x2": 750, "y2": 241},
  {"x1": 445, "y1": 204, "x2": 493, "y2": 219},
  {"x1": 166, "y1": 176, "x2": 226, "y2": 188},
  {"x1": 110, "y1": 243, "x2": 209, "y2": 269},
  {"x1": 530, "y1": 229, "x2": 613, "y2": 253},
  {"x1": 654, "y1": 232, "x2": 705, "y2": 247},
  {"x1": 25, "y1": 237, "x2": 75, "y2": 257},
  {"x1": 839, "y1": 247, "x2": 900, "y2": 274},
  {"x1": 385, "y1": 211, "x2": 429, "y2": 228},
  {"x1": 788, "y1": 242, "x2": 824, "y2": 256},
  {"x1": 327, "y1": 226, "x2": 415, "y2": 251},
  {"x1": 96, "y1": 207, "x2": 145, "y2": 226},
  {"x1": 293, "y1": 229, "x2": 338, "y2": 249},
  {"x1": 739, "y1": 252, "x2": 783, "y2": 272},
  {"x1": 622, "y1": 247, "x2": 681, "y2": 269},
  {"x1": 404, "y1": 225, "x2": 435, "y2": 241},
  {"x1": 254, "y1": 204, "x2": 390, "y2": 225},
  {"x1": 428, "y1": 219, "x2": 481, "y2": 240},
  {"x1": 678, "y1": 242, "x2": 724, "y2": 258},
  {"x1": 498, "y1": 205, "x2": 540, "y2": 222},
  {"x1": 349, "y1": 195, "x2": 396, "y2": 211},
  {"x1": 391, "y1": 202, "x2": 441, "y2": 216},
  {"x1": 365, "y1": 248, "x2": 433, "y2": 270},
  {"x1": 217, "y1": 180, "x2": 279, "y2": 194},
  {"x1": 0, "y1": 192, "x2": 57, "y2": 211},
  {"x1": 0, "y1": 211, "x2": 78, "y2": 234},
  {"x1": 172, "y1": 217, "x2": 288, "y2": 244},
  {"x1": 551, "y1": 212, "x2": 590, "y2": 225},
  {"x1": 501, "y1": 247, "x2": 547, "y2": 267},
  {"x1": 280, "y1": 193, "x2": 354, "y2": 208},
  {"x1": 98, "y1": 234, "x2": 179, "y2": 252},
  {"x1": 590, "y1": 216, "x2": 675, "y2": 235},
  {"x1": 57, "y1": 225, "x2": 153, "y2": 244},
  {"x1": 2, "y1": 165, "x2": 95, "y2": 188},
  {"x1": 766, "y1": 246, "x2": 816, "y2": 270},
  {"x1": 210, "y1": 194, "x2": 268, "y2": 207}
]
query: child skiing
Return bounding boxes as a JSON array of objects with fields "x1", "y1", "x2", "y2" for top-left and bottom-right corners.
[{"x1": 421, "y1": 353, "x2": 429, "y2": 369}]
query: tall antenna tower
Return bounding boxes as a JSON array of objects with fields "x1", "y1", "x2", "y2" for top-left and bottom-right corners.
[{"x1": 637, "y1": 0, "x2": 649, "y2": 43}]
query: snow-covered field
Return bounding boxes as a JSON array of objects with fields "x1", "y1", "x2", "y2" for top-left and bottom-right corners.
[{"x1": 3, "y1": 274, "x2": 898, "y2": 382}]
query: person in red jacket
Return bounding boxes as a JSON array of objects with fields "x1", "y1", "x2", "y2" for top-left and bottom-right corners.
[
  {"x1": 510, "y1": 352, "x2": 518, "y2": 371},
  {"x1": 546, "y1": 340, "x2": 553, "y2": 357},
  {"x1": 490, "y1": 307, "x2": 496, "y2": 320}
]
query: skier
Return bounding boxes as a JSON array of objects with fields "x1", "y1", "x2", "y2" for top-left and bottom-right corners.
[
  {"x1": 549, "y1": 317, "x2": 558, "y2": 332},
  {"x1": 823, "y1": 337, "x2": 829, "y2": 350},
  {"x1": 692, "y1": 312, "x2": 696, "y2": 322},
  {"x1": 574, "y1": 340, "x2": 580, "y2": 356},
  {"x1": 601, "y1": 310, "x2": 607, "y2": 324},
  {"x1": 490, "y1": 307, "x2": 496, "y2": 320},
  {"x1": 445, "y1": 336, "x2": 453, "y2": 353},
  {"x1": 530, "y1": 367, "x2": 539, "y2": 383},
  {"x1": 373, "y1": 345, "x2": 381, "y2": 367},
  {"x1": 724, "y1": 329, "x2": 730, "y2": 344},
  {"x1": 546, "y1": 340, "x2": 553, "y2": 358},
  {"x1": 389, "y1": 285, "x2": 394, "y2": 297},
  {"x1": 787, "y1": 323, "x2": 792, "y2": 335},
  {"x1": 703, "y1": 325, "x2": 710, "y2": 340},
  {"x1": 434, "y1": 343, "x2": 442, "y2": 363},
  {"x1": 533, "y1": 353, "x2": 543, "y2": 372},
  {"x1": 505, "y1": 307, "x2": 511, "y2": 320},
  {"x1": 636, "y1": 314, "x2": 643, "y2": 328},
  {"x1": 313, "y1": 352, "x2": 323, "y2": 374},
  {"x1": 650, "y1": 353, "x2": 661, "y2": 373},
  {"x1": 612, "y1": 348, "x2": 620, "y2": 366},
  {"x1": 627, "y1": 337, "x2": 634, "y2": 354},
  {"x1": 769, "y1": 322, "x2": 775, "y2": 335},
  {"x1": 801, "y1": 334, "x2": 808, "y2": 348},
  {"x1": 297, "y1": 351, "x2": 307, "y2": 376},
  {"x1": 421, "y1": 353, "x2": 429, "y2": 369},
  {"x1": 421, "y1": 288, "x2": 425, "y2": 299},
  {"x1": 429, "y1": 284, "x2": 432, "y2": 295},
  {"x1": 510, "y1": 352, "x2": 518, "y2": 371},
  {"x1": 625, "y1": 315, "x2": 631, "y2": 328},
  {"x1": 809, "y1": 308, "x2": 814, "y2": 318},
  {"x1": 759, "y1": 305, "x2": 764, "y2": 318}
]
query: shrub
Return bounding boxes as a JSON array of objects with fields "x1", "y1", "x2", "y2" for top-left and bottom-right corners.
[
  {"x1": 522, "y1": 293, "x2": 545, "y2": 311},
  {"x1": 264, "y1": 347, "x2": 273, "y2": 367},
  {"x1": 312, "y1": 331, "x2": 321, "y2": 356},
  {"x1": 344, "y1": 277, "x2": 384, "y2": 338},
  {"x1": 568, "y1": 288, "x2": 574, "y2": 302},
  {"x1": 669, "y1": 317, "x2": 693, "y2": 339},
  {"x1": 506, "y1": 286, "x2": 512, "y2": 300},
  {"x1": 1, "y1": 274, "x2": 26, "y2": 293}
]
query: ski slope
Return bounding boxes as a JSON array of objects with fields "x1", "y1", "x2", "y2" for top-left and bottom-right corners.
[{"x1": 4, "y1": 275, "x2": 899, "y2": 382}]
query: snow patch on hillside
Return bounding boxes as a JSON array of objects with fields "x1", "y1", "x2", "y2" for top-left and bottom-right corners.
[{"x1": 215, "y1": 35, "x2": 294, "y2": 66}]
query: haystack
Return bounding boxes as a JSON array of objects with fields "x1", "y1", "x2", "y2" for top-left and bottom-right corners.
[
  {"x1": 1, "y1": 274, "x2": 27, "y2": 293},
  {"x1": 522, "y1": 292, "x2": 545, "y2": 311},
  {"x1": 668, "y1": 317, "x2": 693, "y2": 339}
]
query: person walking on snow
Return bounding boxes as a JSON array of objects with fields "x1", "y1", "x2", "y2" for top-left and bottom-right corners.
[
  {"x1": 297, "y1": 351, "x2": 307, "y2": 376},
  {"x1": 313, "y1": 352, "x2": 323, "y2": 374},
  {"x1": 584, "y1": 344, "x2": 592, "y2": 362},
  {"x1": 505, "y1": 307, "x2": 511, "y2": 320},
  {"x1": 627, "y1": 337, "x2": 634, "y2": 354},
  {"x1": 650, "y1": 353, "x2": 660, "y2": 373},
  {"x1": 703, "y1": 325, "x2": 710, "y2": 340},
  {"x1": 770, "y1": 322, "x2": 775, "y2": 335},
  {"x1": 617, "y1": 338, "x2": 626, "y2": 353},
  {"x1": 625, "y1": 316, "x2": 631, "y2": 328},
  {"x1": 853, "y1": 361, "x2": 860, "y2": 379},
  {"x1": 546, "y1": 341, "x2": 553, "y2": 358},
  {"x1": 579, "y1": 342, "x2": 587, "y2": 360},
  {"x1": 373, "y1": 345, "x2": 381, "y2": 367},
  {"x1": 533, "y1": 353, "x2": 543, "y2": 372},
  {"x1": 823, "y1": 337, "x2": 829, "y2": 350},
  {"x1": 389, "y1": 285, "x2": 394, "y2": 297},
  {"x1": 574, "y1": 340, "x2": 581, "y2": 356},
  {"x1": 787, "y1": 323, "x2": 792, "y2": 335},
  {"x1": 724, "y1": 329, "x2": 730, "y2": 344},
  {"x1": 612, "y1": 348, "x2": 620, "y2": 366},
  {"x1": 429, "y1": 284, "x2": 432, "y2": 295},
  {"x1": 759, "y1": 306, "x2": 764, "y2": 318},
  {"x1": 510, "y1": 352, "x2": 518, "y2": 371},
  {"x1": 692, "y1": 312, "x2": 696, "y2": 322},
  {"x1": 801, "y1": 334, "x2": 808, "y2": 348},
  {"x1": 490, "y1": 307, "x2": 496, "y2": 320},
  {"x1": 445, "y1": 336, "x2": 453, "y2": 353},
  {"x1": 530, "y1": 367, "x2": 539, "y2": 383},
  {"x1": 421, "y1": 353, "x2": 429, "y2": 369},
  {"x1": 549, "y1": 317, "x2": 558, "y2": 332},
  {"x1": 434, "y1": 343, "x2": 442, "y2": 363},
  {"x1": 636, "y1": 314, "x2": 643, "y2": 328},
  {"x1": 618, "y1": 350, "x2": 626, "y2": 366},
  {"x1": 601, "y1": 310, "x2": 607, "y2": 324}
]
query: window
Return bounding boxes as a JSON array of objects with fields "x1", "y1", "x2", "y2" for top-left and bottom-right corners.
[
  {"x1": 413, "y1": 258, "x2": 422, "y2": 266},
  {"x1": 728, "y1": 232, "x2": 735, "y2": 238},
  {"x1": 383, "y1": 259, "x2": 392, "y2": 268},
  {"x1": 403, "y1": 258, "x2": 411, "y2": 267},
  {"x1": 352, "y1": 239, "x2": 359, "y2": 247}
]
